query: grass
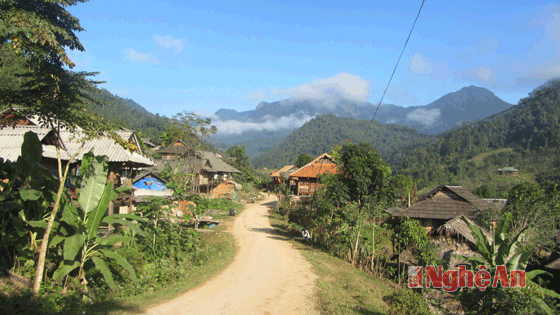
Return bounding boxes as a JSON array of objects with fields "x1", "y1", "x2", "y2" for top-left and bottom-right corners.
[
  {"x1": 268, "y1": 211, "x2": 395, "y2": 315},
  {"x1": 465, "y1": 148, "x2": 513, "y2": 167},
  {"x1": 90, "y1": 218, "x2": 238, "y2": 314},
  {"x1": 0, "y1": 221, "x2": 239, "y2": 315}
]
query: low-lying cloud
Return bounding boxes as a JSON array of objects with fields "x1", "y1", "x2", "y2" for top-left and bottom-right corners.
[
  {"x1": 406, "y1": 108, "x2": 441, "y2": 126},
  {"x1": 290, "y1": 73, "x2": 371, "y2": 106},
  {"x1": 213, "y1": 113, "x2": 314, "y2": 135},
  {"x1": 250, "y1": 73, "x2": 372, "y2": 108}
]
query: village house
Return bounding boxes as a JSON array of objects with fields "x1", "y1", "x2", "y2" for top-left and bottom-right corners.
[
  {"x1": 288, "y1": 153, "x2": 338, "y2": 195},
  {"x1": 495, "y1": 166, "x2": 519, "y2": 175},
  {"x1": 153, "y1": 140, "x2": 241, "y2": 195},
  {"x1": 385, "y1": 185, "x2": 508, "y2": 246},
  {"x1": 0, "y1": 108, "x2": 155, "y2": 215},
  {"x1": 269, "y1": 165, "x2": 299, "y2": 190}
]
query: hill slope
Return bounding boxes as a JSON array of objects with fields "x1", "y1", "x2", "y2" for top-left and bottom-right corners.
[
  {"x1": 86, "y1": 88, "x2": 170, "y2": 142},
  {"x1": 386, "y1": 79, "x2": 560, "y2": 193},
  {"x1": 251, "y1": 114, "x2": 434, "y2": 169}
]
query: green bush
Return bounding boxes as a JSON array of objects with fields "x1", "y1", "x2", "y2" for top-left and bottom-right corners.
[
  {"x1": 384, "y1": 288, "x2": 432, "y2": 315},
  {"x1": 459, "y1": 287, "x2": 555, "y2": 315},
  {"x1": 415, "y1": 242, "x2": 442, "y2": 266}
]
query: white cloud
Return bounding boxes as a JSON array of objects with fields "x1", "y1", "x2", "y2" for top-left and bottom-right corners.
[
  {"x1": 213, "y1": 113, "x2": 314, "y2": 135},
  {"x1": 408, "y1": 53, "x2": 450, "y2": 81},
  {"x1": 406, "y1": 108, "x2": 441, "y2": 126},
  {"x1": 122, "y1": 48, "x2": 160, "y2": 65},
  {"x1": 153, "y1": 35, "x2": 183, "y2": 53},
  {"x1": 458, "y1": 66, "x2": 498, "y2": 84},
  {"x1": 289, "y1": 73, "x2": 372, "y2": 106}
]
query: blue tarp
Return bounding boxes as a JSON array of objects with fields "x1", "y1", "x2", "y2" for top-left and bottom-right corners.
[{"x1": 133, "y1": 175, "x2": 168, "y2": 191}]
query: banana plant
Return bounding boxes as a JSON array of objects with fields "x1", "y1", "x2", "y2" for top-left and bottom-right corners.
[
  {"x1": 455, "y1": 213, "x2": 560, "y2": 314},
  {"x1": 52, "y1": 151, "x2": 145, "y2": 290}
]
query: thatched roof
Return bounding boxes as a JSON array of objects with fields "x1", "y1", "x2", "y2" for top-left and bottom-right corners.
[
  {"x1": 435, "y1": 215, "x2": 492, "y2": 245},
  {"x1": 158, "y1": 140, "x2": 193, "y2": 155},
  {"x1": 387, "y1": 185, "x2": 498, "y2": 220}
]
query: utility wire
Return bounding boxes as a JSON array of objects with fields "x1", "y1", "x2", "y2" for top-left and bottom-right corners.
[{"x1": 362, "y1": 0, "x2": 426, "y2": 142}]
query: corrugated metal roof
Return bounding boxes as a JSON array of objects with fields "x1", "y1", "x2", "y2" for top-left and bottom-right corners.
[
  {"x1": 0, "y1": 125, "x2": 154, "y2": 167},
  {"x1": 58, "y1": 130, "x2": 153, "y2": 166},
  {"x1": 0, "y1": 126, "x2": 52, "y2": 162}
]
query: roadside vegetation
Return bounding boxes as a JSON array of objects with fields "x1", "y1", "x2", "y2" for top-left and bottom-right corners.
[
  {"x1": 269, "y1": 140, "x2": 560, "y2": 314},
  {"x1": 0, "y1": 135, "x2": 241, "y2": 314}
]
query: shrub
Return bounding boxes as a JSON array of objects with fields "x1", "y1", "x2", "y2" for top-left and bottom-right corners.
[{"x1": 384, "y1": 288, "x2": 432, "y2": 315}]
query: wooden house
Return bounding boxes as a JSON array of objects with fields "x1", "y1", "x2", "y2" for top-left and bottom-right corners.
[
  {"x1": 288, "y1": 153, "x2": 338, "y2": 195},
  {"x1": 269, "y1": 165, "x2": 299, "y2": 190},
  {"x1": 151, "y1": 141, "x2": 241, "y2": 195},
  {"x1": 158, "y1": 140, "x2": 193, "y2": 160},
  {"x1": 385, "y1": 185, "x2": 506, "y2": 233}
]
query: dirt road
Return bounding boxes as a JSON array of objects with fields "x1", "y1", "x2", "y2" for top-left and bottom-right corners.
[{"x1": 146, "y1": 195, "x2": 318, "y2": 315}]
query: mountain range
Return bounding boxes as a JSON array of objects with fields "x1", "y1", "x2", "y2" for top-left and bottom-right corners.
[{"x1": 213, "y1": 86, "x2": 513, "y2": 156}]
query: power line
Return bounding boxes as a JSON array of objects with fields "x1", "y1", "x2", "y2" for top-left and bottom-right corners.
[{"x1": 362, "y1": 0, "x2": 426, "y2": 142}]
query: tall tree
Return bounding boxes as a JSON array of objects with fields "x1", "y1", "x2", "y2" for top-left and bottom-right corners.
[
  {"x1": 0, "y1": 0, "x2": 109, "y2": 294},
  {"x1": 327, "y1": 143, "x2": 392, "y2": 263},
  {"x1": 294, "y1": 153, "x2": 314, "y2": 167}
]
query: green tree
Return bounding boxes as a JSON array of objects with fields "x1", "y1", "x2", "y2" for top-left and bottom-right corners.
[
  {"x1": 226, "y1": 145, "x2": 250, "y2": 170},
  {"x1": 503, "y1": 182, "x2": 560, "y2": 255},
  {"x1": 161, "y1": 111, "x2": 217, "y2": 149},
  {"x1": 294, "y1": 153, "x2": 314, "y2": 167},
  {"x1": 325, "y1": 143, "x2": 392, "y2": 263},
  {"x1": 0, "y1": 0, "x2": 118, "y2": 294}
]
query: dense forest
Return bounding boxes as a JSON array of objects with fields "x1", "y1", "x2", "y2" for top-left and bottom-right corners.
[
  {"x1": 251, "y1": 114, "x2": 434, "y2": 168},
  {"x1": 386, "y1": 79, "x2": 560, "y2": 193},
  {"x1": 86, "y1": 88, "x2": 170, "y2": 141}
]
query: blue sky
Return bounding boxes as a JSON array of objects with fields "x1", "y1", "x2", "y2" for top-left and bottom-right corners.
[{"x1": 67, "y1": 0, "x2": 560, "y2": 121}]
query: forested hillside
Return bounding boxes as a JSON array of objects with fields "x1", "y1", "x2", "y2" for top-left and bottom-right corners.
[
  {"x1": 387, "y1": 79, "x2": 560, "y2": 193},
  {"x1": 251, "y1": 114, "x2": 434, "y2": 168},
  {"x1": 86, "y1": 88, "x2": 170, "y2": 141}
]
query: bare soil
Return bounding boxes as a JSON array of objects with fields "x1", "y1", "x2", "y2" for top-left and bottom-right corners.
[{"x1": 146, "y1": 195, "x2": 318, "y2": 315}]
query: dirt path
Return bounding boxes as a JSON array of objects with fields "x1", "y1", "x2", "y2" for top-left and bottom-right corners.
[{"x1": 146, "y1": 195, "x2": 318, "y2": 315}]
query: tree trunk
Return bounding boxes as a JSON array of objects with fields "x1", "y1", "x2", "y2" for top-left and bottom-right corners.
[
  {"x1": 353, "y1": 226, "x2": 361, "y2": 265},
  {"x1": 371, "y1": 223, "x2": 375, "y2": 272},
  {"x1": 107, "y1": 170, "x2": 115, "y2": 233},
  {"x1": 33, "y1": 146, "x2": 75, "y2": 294}
]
